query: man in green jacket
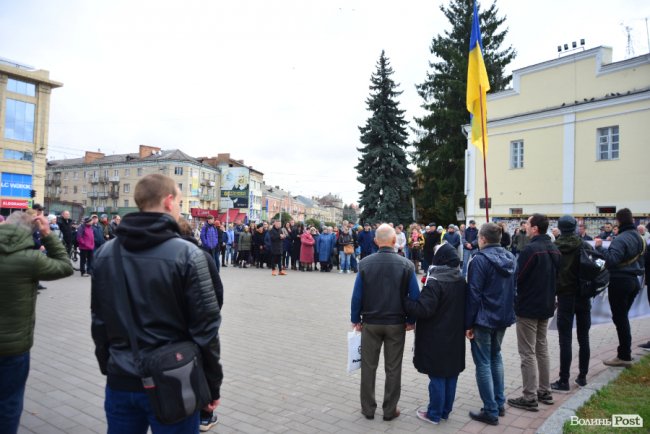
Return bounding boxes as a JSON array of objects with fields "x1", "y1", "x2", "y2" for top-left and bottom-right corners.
[{"x1": 0, "y1": 211, "x2": 73, "y2": 434}]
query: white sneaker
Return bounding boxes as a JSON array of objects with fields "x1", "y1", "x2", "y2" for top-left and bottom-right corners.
[
  {"x1": 339, "y1": 270, "x2": 344, "y2": 274},
  {"x1": 344, "y1": 270, "x2": 350, "y2": 274},
  {"x1": 416, "y1": 409, "x2": 439, "y2": 425}
]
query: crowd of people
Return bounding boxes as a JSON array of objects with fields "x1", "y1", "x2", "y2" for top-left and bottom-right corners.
[
  {"x1": 350, "y1": 210, "x2": 649, "y2": 427},
  {"x1": 2, "y1": 175, "x2": 649, "y2": 433}
]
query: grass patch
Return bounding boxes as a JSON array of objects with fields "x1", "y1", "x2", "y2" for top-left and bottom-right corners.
[{"x1": 563, "y1": 353, "x2": 650, "y2": 433}]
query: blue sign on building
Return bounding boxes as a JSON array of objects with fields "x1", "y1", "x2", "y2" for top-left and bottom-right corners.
[{"x1": 1, "y1": 172, "x2": 33, "y2": 198}]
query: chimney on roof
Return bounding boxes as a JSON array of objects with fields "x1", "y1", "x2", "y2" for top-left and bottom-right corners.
[
  {"x1": 139, "y1": 145, "x2": 161, "y2": 158},
  {"x1": 84, "y1": 151, "x2": 105, "y2": 164},
  {"x1": 216, "y1": 153, "x2": 230, "y2": 164}
]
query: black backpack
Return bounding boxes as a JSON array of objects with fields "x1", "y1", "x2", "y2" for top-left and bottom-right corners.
[{"x1": 578, "y1": 243, "x2": 609, "y2": 298}]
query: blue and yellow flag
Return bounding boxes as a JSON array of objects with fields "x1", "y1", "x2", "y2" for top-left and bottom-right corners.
[{"x1": 466, "y1": 1, "x2": 490, "y2": 154}]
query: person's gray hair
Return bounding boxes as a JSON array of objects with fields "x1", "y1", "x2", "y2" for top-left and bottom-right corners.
[
  {"x1": 5, "y1": 210, "x2": 34, "y2": 232},
  {"x1": 375, "y1": 223, "x2": 395, "y2": 244},
  {"x1": 479, "y1": 222, "x2": 502, "y2": 244}
]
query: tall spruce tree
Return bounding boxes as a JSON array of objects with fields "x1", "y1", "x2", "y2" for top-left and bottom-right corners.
[
  {"x1": 412, "y1": 0, "x2": 515, "y2": 224},
  {"x1": 356, "y1": 51, "x2": 413, "y2": 224}
]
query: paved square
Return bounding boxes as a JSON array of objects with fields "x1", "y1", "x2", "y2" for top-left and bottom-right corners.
[{"x1": 20, "y1": 267, "x2": 650, "y2": 433}]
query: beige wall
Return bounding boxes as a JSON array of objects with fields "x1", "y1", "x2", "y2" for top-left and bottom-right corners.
[{"x1": 466, "y1": 47, "x2": 650, "y2": 223}]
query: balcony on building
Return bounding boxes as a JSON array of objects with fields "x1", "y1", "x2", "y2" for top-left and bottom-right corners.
[
  {"x1": 87, "y1": 191, "x2": 99, "y2": 198},
  {"x1": 89, "y1": 177, "x2": 100, "y2": 184},
  {"x1": 109, "y1": 176, "x2": 120, "y2": 183},
  {"x1": 109, "y1": 190, "x2": 119, "y2": 199}
]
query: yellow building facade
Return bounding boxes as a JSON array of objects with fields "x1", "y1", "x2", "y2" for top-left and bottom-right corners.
[
  {"x1": 465, "y1": 47, "x2": 650, "y2": 225},
  {"x1": 0, "y1": 58, "x2": 62, "y2": 215}
]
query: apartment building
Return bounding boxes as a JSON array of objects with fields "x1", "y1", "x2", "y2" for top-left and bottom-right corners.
[{"x1": 45, "y1": 145, "x2": 220, "y2": 217}]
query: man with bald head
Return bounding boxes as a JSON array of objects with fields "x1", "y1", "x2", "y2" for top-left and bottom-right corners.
[{"x1": 351, "y1": 224, "x2": 420, "y2": 422}]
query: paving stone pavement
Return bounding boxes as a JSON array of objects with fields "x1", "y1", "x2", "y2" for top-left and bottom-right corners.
[{"x1": 19, "y1": 266, "x2": 650, "y2": 434}]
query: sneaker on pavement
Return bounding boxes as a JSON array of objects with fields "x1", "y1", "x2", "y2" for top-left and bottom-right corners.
[
  {"x1": 638, "y1": 341, "x2": 650, "y2": 351},
  {"x1": 199, "y1": 414, "x2": 218, "y2": 431},
  {"x1": 574, "y1": 376, "x2": 588, "y2": 388},
  {"x1": 603, "y1": 357, "x2": 633, "y2": 367},
  {"x1": 538, "y1": 391, "x2": 554, "y2": 405},
  {"x1": 279, "y1": 270, "x2": 287, "y2": 275},
  {"x1": 508, "y1": 396, "x2": 539, "y2": 412},
  {"x1": 469, "y1": 410, "x2": 498, "y2": 425},
  {"x1": 416, "y1": 409, "x2": 439, "y2": 425},
  {"x1": 551, "y1": 380, "x2": 570, "y2": 394},
  {"x1": 481, "y1": 407, "x2": 505, "y2": 417},
  {"x1": 271, "y1": 270, "x2": 278, "y2": 276}
]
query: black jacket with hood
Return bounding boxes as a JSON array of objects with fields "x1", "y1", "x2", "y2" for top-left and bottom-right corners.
[
  {"x1": 404, "y1": 265, "x2": 466, "y2": 378},
  {"x1": 91, "y1": 212, "x2": 223, "y2": 400},
  {"x1": 516, "y1": 234, "x2": 561, "y2": 319}
]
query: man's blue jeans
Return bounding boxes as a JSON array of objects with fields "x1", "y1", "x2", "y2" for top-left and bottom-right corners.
[
  {"x1": 105, "y1": 386, "x2": 199, "y2": 434},
  {"x1": 426, "y1": 375, "x2": 458, "y2": 422},
  {"x1": 470, "y1": 326, "x2": 506, "y2": 419},
  {"x1": 0, "y1": 352, "x2": 30, "y2": 434},
  {"x1": 462, "y1": 249, "x2": 476, "y2": 277}
]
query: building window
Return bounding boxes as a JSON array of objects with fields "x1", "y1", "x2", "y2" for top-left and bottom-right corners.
[
  {"x1": 73, "y1": 171, "x2": 78, "y2": 179},
  {"x1": 124, "y1": 168, "x2": 130, "y2": 176},
  {"x1": 113, "y1": 169, "x2": 119, "y2": 177},
  {"x1": 82, "y1": 186, "x2": 87, "y2": 194},
  {"x1": 178, "y1": 183, "x2": 183, "y2": 192},
  {"x1": 510, "y1": 140, "x2": 524, "y2": 169},
  {"x1": 124, "y1": 199, "x2": 129, "y2": 207},
  {"x1": 123, "y1": 184, "x2": 130, "y2": 193},
  {"x1": 83, "y1": 200, "x2": 87, "y2": 206},
  {"x1": 597, "y1": 126, "x2": 619, "y2": 160},
  {"x1": 7, "y1": 78, "x2": 36, "y2": 97},
  {"x1": 4, "y1": 99, "x2": 35, "y2": 142},
  {"x1": 83, "y1": 171, "x2": 88, "y2": 179},
  {"x1": 2, "y1": 149, "x2": 33, "y2": 161},
  {"x1": 73, "y1": 186, "x2": 78, "y2": 194},
  {"x1": 137, "y1": 168, "x2": 143, "y2": 176},
  {"x1": 174, "y1": 167, "x2": 183, "y2": 176},
  {"x1": 112, "y1": 199, "x2": 118, "y2": 207},
  {"x1": 63, "y1": 186, "x2": 68, "y2": 194}
]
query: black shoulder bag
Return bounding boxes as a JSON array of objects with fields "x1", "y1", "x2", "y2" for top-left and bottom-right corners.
[{"x1": 113, "y1": 243, "x2": 212, "y2": 425}]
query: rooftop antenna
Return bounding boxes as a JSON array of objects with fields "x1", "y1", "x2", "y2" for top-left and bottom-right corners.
[{"x1": 622, "y1": 23, "x2": 635, "y2": 58}]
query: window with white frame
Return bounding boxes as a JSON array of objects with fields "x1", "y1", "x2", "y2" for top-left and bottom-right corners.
[
  {"x1": 124, "y1": 168, "x2": 130, "y2": 176},
  {"x1": 174, "y1": 166, "x2": 183, "y2": 176},
  {"x1": 510, "y1": 140, "x2": 524, "y2": 169},
  {"x1": 123, "y1": 183, "x2": 130, "y2": 193},
  {"x1": 597, "y1": 126, "x2": 619, "y2": 160}
]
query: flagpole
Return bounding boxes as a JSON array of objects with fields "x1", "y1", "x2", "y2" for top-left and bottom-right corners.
[{"x1": 479, "y1": 84, "x2": 490, "y2": 222}]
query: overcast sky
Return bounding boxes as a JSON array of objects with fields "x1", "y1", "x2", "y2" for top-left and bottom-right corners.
[{"x1": 2, "y1": 0, "x2": 649, "y2": 204}]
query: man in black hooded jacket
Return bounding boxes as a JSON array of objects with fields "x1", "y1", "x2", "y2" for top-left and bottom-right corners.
[
  {"x1": 91, "y1": 174, "x2": 222, "y2": 432},
  {"x1": 596, "y1": 208, "x2": 646, "y2": 367}
]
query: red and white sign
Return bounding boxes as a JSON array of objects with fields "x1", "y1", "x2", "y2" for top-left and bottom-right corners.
[
  {"x1": 190, "y1": 208, "x2": 219, "y2": 218},
  {"x1": 1, "y1": 199, "x2": 29, "y2": 209}
]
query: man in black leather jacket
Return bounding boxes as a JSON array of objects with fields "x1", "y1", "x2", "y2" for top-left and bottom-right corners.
[{"x1": 91, "y1": 174, "x2": 222, "y2": 432}]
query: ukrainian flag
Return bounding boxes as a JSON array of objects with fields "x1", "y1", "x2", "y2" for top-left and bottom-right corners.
[{"x1": 466, "y1": 1, "x2": 490, "y2": 154}]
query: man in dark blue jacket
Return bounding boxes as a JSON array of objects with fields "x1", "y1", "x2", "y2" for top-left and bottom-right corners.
[
  {"x1": 465, "y1": 222, "x2": 516, "y2": 426},
  {"x1": 357, "y1": 223, "x2": 376, "y2": 260},
  {"x1": 508, "y1": 214, "x2": 561, "y2": 413},
  {"x1": 462, "y1": 220, "x2": 479, "y2": 277},
  {"x1": 350, "y1": 224, "x2": 419, "y2": 422},
  {"x1": 596, "y1": 208, "x2": 646, "y2": 367}
]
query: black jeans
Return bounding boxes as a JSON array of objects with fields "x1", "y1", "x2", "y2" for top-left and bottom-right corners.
[
  {"x1": 608, "y1": 276, "x2": 641, "y2": 361},
  {"x1": 80, "y1": 249, "x2": 93, "y2": 274},
  {"x1": 556, "y1": 294, "x2": 591, "y2": 382}
]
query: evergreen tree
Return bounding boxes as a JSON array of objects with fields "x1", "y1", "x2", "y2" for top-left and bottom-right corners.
[
  {"x1": 356, "y1": 51, "x2": 413, "y2": 224},
  {"x1": 412, "y1": 0, "x2": 515, "y2": 223}
]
